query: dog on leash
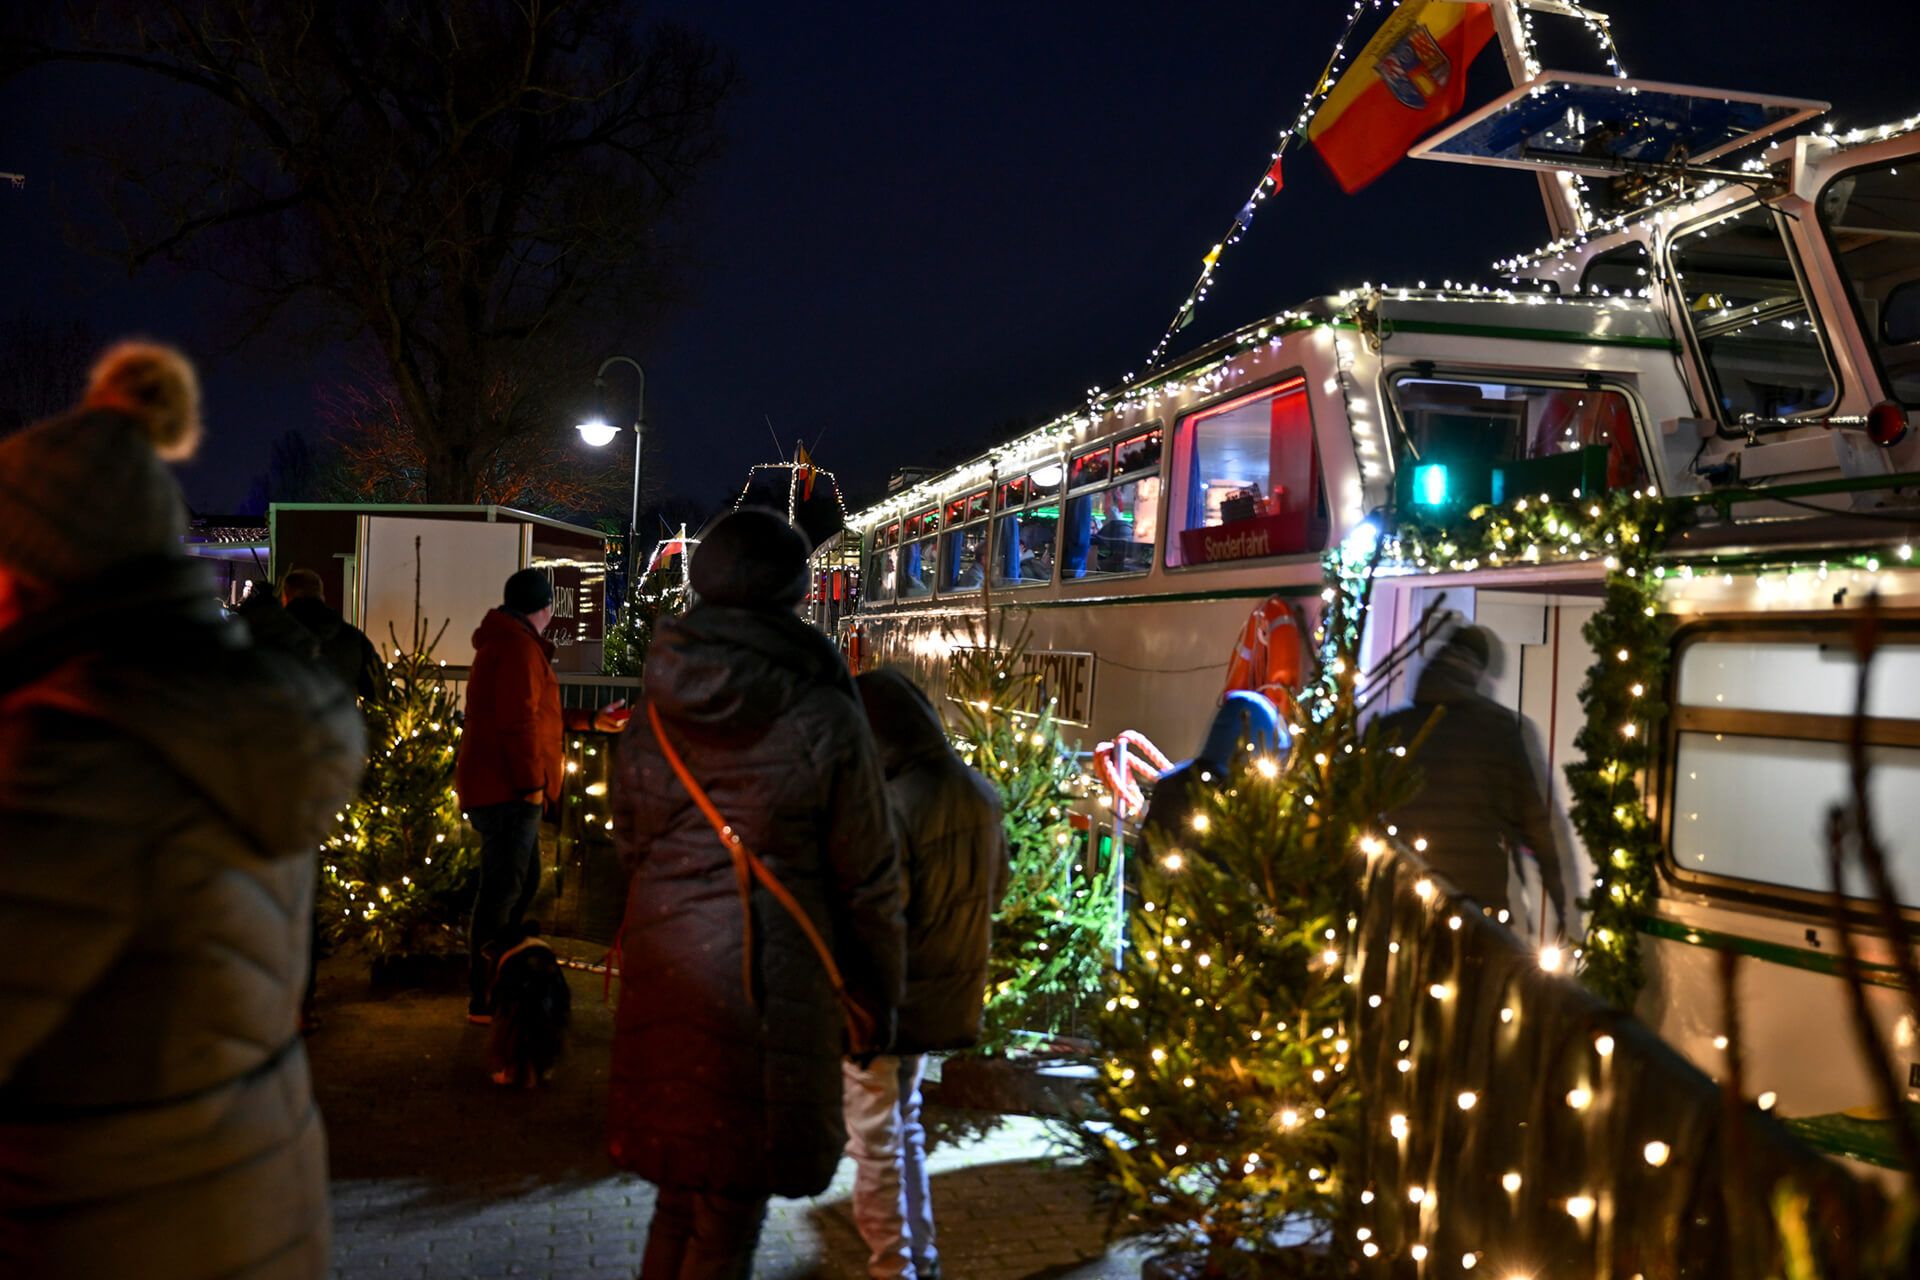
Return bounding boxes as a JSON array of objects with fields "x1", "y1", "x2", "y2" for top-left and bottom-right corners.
[{"x1": 484, "y1": 922, "x2": 572, "y2": 1088}]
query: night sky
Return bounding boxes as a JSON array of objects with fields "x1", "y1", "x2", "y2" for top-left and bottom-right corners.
[{"x1": 4, "y1": 0, "x2": 1917, "y2": 518}]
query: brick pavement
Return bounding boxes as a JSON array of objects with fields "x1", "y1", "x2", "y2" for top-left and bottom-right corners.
[{"x1": 309, "y1": 957, "x2": 1145, "y2": 1280}]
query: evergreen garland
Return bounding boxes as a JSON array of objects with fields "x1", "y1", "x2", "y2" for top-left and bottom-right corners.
[{"x1": 947, "y1": 618, "x2": 1115, "y2": 1053}]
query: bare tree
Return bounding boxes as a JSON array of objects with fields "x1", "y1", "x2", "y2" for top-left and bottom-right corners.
[
  {"x1": 0, "y1": 311, "x2": 104, "y2": 435},
  {"x1": 4, "y1": 2, "x2": 734, "y2": 499}
]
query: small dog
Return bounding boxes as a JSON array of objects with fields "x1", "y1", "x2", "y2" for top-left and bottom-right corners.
[{"x1": 484, "y1": 922, "x2": 572, "y2": 1088}]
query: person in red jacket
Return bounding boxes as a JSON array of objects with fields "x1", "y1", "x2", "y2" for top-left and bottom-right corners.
[{"x1": 455, "y1": 569, "x2": 624, "y2": 1021}]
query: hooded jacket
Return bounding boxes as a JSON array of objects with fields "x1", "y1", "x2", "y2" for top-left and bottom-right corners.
[
  {"x1": 856, "y1": 668, "x2": 1010, "y2": 1054},
  {"x1": 608, "y1": 606, "x2": 903, "y2": 1198},
  {"x1": 1373, "y1": 647, "x2": 1571, "y2": 921},
  {"x1": 0, "y1": 556, "x2": 366, "y2": 1280},
  {"x1": 285, "y1": 595, "x2": 381, "y2": 702},
  {"x1": 456, "y1": 607, "x2": 563, "y2": 810}
]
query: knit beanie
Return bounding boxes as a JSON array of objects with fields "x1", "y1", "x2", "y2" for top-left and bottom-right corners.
[
  {"x1": 503, "y1": 568, "x2": 554, "y2": 614},
  {"x1": 690, "y1": 507, "x2": 812, "y2": 609},
  {"x1": 0, "y1": 409, "x2": 189, "y2": 585},
  {"x1": 83, "y1": 341, "x2": 204, "y2": 461}
]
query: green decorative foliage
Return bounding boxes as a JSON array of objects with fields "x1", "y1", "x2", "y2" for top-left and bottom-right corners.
[
  {"x1": 603, "y1": 563, "x2": 689, "y2": 678},
  {"x1": 1066, "y1": 550, "x2": 1423, "y2": 1276},
  {"x1": 1386, "y1": 490, "x2": 1675, "y2": 1007},
  {"x1": 947, "y1": 619, "x2": 1116, "y2": 1054},
  {"x1": 320, "y1": 612, "x2": 478, "y2": 958}
]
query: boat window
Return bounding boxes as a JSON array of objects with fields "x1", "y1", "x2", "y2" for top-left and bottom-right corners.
[
  {"x1": 1670, "y1": 204, "x2": 1837, "y2": 421},
  {"x1": 1168, "y1": 377, "x2": 1326, "y2": 567},
  {"x1": 937, "y1": 494, "x2": 989, "y2": 594},
  {"x1": 1579, "y1": 241, "x2": 1652, "y2": 298},
  {"x1": 1668, "y1": 626, "x2": 1920, "y2": 908},
  {"x1": 1819, "y1": 161, "x2": 1920, "y2": 407},
  {"x1": 1113, "y1": 429, "x2": 1163, "y2": 478},
  {"x1": 997, "y1": 475, "x2": 1029, "y2": 510},
  {"x1": 944, "y1": 496, "x2": 967, "y2": 525},
  {"x1": 865, "y1": 533, "x2": 896, "y2": 604},
  {"x1": 1390, "y1": 375, "x2": 1647, "y2": 510},
  {"x1": 1069, "y1": 445, "x2": 1113, "y2": 491},
  {"x1": 1062, "y1": 472, "x2": 1158, "y2": 580},
  {"x1": 891, "y1": 510, "x2": 937, "y2": 601},
  {"x1": 991, "y1": 464, "x2": 1067, "y2": 590}
]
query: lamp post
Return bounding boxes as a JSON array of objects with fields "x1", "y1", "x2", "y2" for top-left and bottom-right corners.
[{"x1": 575, "y1": 355, "x2": 646, "y2": 587}]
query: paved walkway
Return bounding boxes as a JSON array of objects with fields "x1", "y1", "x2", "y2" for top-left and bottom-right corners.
[{"x1": 309, "y1": 956, "x2": 1143, "y2": 1280}]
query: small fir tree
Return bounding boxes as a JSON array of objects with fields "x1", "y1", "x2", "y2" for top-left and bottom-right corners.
[
  {"x1": 1068, "y1": 545, "x2": 1423, "y2": 1276},
  {"x1": 603, "y1": 561, "x2": 688, "y2": 677},
  {"x1": 320, "y1": 543, "x2": 478, "y2": 957},
  {"x1": 947, "y1": 618, "x2": 1116, "y2": 1053}
]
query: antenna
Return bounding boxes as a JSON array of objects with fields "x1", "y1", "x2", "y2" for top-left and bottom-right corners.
[{"x1": 764, "y1": 415, "x2": 785, "y2": 461}]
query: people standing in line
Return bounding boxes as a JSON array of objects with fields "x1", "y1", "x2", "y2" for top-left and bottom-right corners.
[
  {"x1": 0, "y1": 342, "x2": 366, "y2": 1280},
  {"x1": 454, "y1": 568, "x2": 624, "y2": 1023},
  {"x1": 281, "y1": 567, "x2": 383, "y2": 701},
  {"x1": 846, "y1": 668, "x2": 1010, "y2": 1280},
  {"x1": 1374, "y1": 623, "x2": 1575, "y2": 936},
  {"x1": 608, "y1": 507, "x2": 904, "y2": 1280}
]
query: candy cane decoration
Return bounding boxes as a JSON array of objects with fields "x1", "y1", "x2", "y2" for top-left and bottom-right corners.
[{"x1": 1094, "y1": 729, "x2": 1175, "y2": 820}]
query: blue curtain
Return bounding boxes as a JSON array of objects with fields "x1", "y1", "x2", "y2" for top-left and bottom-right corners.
[
  {"x1": 1185, "y1": 430, "x2": 1206, "y2": 531},
  {"x1": 997, "y1": 515, "x2": 1022, "y2": 582},
  {"x1": 1063, "y1": 496, "x2": 1092, "y2": 578}
]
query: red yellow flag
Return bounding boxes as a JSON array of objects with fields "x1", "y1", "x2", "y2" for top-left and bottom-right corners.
[
  {"x1": 1307, "y1": 0, "x2": 1496, "y2": 194},
  {"x1": 794, "y1": 440, "x2": 817, "y2": 501}
]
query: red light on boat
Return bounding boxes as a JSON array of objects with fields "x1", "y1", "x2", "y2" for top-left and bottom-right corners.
[{"x1": 1868, "y1": 401, "x2": 1909, "y2": 447}]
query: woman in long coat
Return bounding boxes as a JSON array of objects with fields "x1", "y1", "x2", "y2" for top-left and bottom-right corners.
[{"x1": 609, "y1": 508, "x2": 903, "y2": 1280}]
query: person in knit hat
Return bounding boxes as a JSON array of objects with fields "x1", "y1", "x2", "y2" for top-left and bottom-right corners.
[
  {"x1": 608, "y1": 506, "x2": 903, "y2": 1279},
  {"x1": 0, "y1": 342, "x2": 365, "y2": 1280},
  {"x1": 455, "y1": 567, "x2": 627, "y2": 1023}
]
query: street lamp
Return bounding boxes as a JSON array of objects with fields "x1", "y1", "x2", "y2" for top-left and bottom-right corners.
[{"x1": 575, "y1": 355, "x2": 645, "y2": 582}]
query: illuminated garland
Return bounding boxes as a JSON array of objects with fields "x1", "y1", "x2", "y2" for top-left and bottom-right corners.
[{"x1": 1385, "y1": 488, "x2": 1675, "y2": 1007}]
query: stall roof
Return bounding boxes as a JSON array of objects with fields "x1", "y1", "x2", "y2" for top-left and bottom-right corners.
[{"x1": 266, "y1": 502, "x2": 607, "y2": 541}]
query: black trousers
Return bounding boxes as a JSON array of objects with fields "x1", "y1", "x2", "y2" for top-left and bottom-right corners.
[
  {"x1": 639, "y1": 1187, "x2": 768, "y2": 1280},
  {"x1": 466, "y1": 800, "x2": 544, "y2": 1013}
]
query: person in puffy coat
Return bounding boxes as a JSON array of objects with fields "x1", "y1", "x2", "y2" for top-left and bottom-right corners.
[
  {"x1": 609, "y1": 508, "x2": 904, "y2": 1280},
  {"x1": 0, "y1": 343, "x2": 366, "y2": 1280},
  {"x1": 845, "y1": 668, "x2": 1009, "y2": 1280}
]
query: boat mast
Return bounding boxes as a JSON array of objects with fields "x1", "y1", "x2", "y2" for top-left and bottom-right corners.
[{"x1": 1486, "y1": 0, "x2": 1594, "y2": 242}]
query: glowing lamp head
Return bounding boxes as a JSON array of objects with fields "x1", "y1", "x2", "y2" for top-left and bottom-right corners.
[
  {"x1": 1411, "y1": 462, "x2": 1450, "y2": 508},
  {"x1": 1869, "y1": 401, "x2": 1909, "y2": 448},
  {"x1": 577, "y1": 417, "x2": 619, "y2": 447}
]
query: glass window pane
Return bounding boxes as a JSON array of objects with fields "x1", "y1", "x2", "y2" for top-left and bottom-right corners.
[
  {"x1": 1672, "y1": 732, "x2": 1920, "y2": 904},
  {"x1": 998, "y1": 476, "x2": 1029, "y2": 510},
  {"x1": 1678, "y1": 638, "x2": 1920, "y2": 719},
  {"x1": 940, "y1": 525, "x2": 986, "y2": 592},
  {"x1": 870, "y1": 546, "x2": 897, "y2": 599},
  {"x1": 1070, "y1": 446, "x2": 1112, "y2": 491},
  {"x1": 992, "y1": 509, "x2": 1057, "y2": 588},
  {"x1": 1820, "y1": 163, "x2": 1920, "y2": 407},
  {"x1": 1028, "y1": 462, "x2": 1066, "y2": 497},
  {"x1": 1579, "y1": 241, "x2": 1652, "y2": 298},
  {"x1": 944, "y1": 497, "x2": 967, "y2": 526},
  {"x1": 1114, "y1": 429, "x2": 1163, "y2": 478},
  {"x1": 1170, "y1": 382, "x2": 1326, "y2": 565},
  {"x1": 898, "y1": 537, "x2": 937, "y2": 599},
  {"x1": 885, "y1": 522, "x2": 900, "y2": 548},
  {"x1": 1392, "y1": 378, "x2": 1646, "y2": 505},
  {"x1": 1061, "y1": 476, "x2": 1159, "y2": 579},
  {"x1": 968, "y1": 491, "x2": 991, "y2": 521},
  {"x1": 1672, "y1": 204, "x2": 1836, "y2": 419}
]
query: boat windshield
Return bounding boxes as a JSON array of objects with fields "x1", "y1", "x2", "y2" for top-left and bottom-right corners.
[
  {"x1": 1669, "y1": 203, "x2": 1836, "y2": 422},
  {"x1": 1819, "y1": 160, "x2": 1920, "y2": 407}
]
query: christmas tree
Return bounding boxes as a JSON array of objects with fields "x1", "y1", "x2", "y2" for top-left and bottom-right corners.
[
  {"x1": 320, "y1": 541, "x2": 478, "y2": 958},
  {"x1": 602, "y1": 560, "x2": 689, "y2": 678},
  {"x1": 1068, "y1": 544, "x2": 1424, "y2": 1275},
  {"x1": 947, "y1": 618, "x2": 1116, "y2": 1053}
]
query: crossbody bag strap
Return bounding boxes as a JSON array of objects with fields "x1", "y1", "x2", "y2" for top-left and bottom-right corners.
[{"x1": 646, "y1": 703, "x2": 874, "y2": 1048}]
